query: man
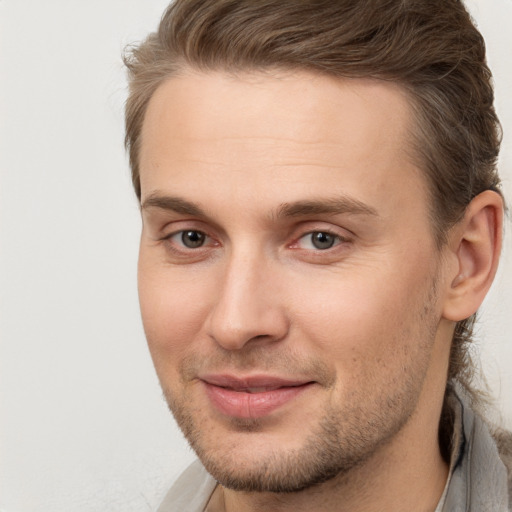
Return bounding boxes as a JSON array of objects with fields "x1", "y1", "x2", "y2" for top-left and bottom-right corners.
[{"x1": 124, "y1": 0, "x2": 511, "y2": 510}]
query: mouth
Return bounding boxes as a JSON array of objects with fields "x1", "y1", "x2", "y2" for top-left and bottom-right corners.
[{"x1": 200, "y1": 374, "x2": 315, "y2": 419}]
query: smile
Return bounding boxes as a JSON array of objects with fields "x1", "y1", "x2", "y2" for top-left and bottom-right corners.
[{"x1": 200, "y1": 375, "x2": 315, "y2": 419}]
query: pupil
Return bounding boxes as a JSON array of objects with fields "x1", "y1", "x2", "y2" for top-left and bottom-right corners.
[
  {"x1": 182, "y1": 231, "x2": 205, "y2": 248},
  {"x1": 312, "y1": 232, "x2": 335, "y2": 250}
]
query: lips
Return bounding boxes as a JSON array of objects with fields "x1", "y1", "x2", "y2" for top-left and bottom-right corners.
[{"x1": 200, "y1": 374, "x2": 314, "y2": 419}]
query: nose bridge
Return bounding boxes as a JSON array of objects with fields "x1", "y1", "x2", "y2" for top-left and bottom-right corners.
[{"x1": 207, "y1": 243, "x2": 288, "y2": 350}]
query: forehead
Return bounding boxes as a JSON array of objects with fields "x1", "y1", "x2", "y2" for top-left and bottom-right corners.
[
  {"x1": 141, "y1": 69, "x2": 412, "y2": 161},
  {"x1": 139, "y1": 69, "x2": 428, "y2": 225}
]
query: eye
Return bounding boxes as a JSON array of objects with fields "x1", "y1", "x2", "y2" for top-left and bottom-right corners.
[
  {"x1": 298, "y1": 231, "x2": 341, "y2": 250},
  {"x1": 171, "y1": 230, "x2": 207, "y2": 249}
]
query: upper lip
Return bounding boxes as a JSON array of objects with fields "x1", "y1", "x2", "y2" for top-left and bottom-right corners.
[{"x1": 200, "y1": 374, "x2": 313, "y2": 391}]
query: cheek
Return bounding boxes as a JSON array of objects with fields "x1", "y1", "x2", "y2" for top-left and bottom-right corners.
[
  {"x1": 137, "y1": 261, "x2": 214, "y2": 367},
  {"x1": 290, "y1": 262, "x2": 433, "y2": 364}
]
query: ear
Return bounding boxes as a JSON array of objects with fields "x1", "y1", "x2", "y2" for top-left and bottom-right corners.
[{"x1": 442, "y1": 190, "x2": 504, "y2": 322}]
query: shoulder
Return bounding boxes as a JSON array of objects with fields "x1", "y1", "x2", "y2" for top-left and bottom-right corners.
[
  {"x1": 156, "y1": 460, "x2": 217, "y2": 512},
  {"x1": 446, "y1": 384, "x2": 511, "y2": 509},
  {"x1": 492, "y1": 427, "x2": 512, "y2": 503}
]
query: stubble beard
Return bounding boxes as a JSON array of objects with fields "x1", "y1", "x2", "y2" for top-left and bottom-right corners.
[
  {"x1": 161, "y1": 277, "x2": 441, "y2": 494},
  {"x1": 164, "y1": 345, "x2": 434, "y2": 493},
  {"x1": 170, "y1": 396, "x2": 417, "y2": 493}
]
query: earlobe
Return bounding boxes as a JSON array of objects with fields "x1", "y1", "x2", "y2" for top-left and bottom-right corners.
[{"x1": 442, "y1": 190, "x2": 503, "y2": 322}]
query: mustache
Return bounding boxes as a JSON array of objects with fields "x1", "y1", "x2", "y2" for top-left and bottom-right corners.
[{"x1": 179, "y1": 346, "x2": 336, "y2": 387}]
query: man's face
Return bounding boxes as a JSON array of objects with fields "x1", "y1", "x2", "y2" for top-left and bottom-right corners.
[{"x1": 138, "y1": 70, "x2": 451, "y2": 492}]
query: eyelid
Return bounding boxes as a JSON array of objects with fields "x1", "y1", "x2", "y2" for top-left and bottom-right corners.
[
  {"x1": 161, "y1": 228, "x2": 214, "y2": 246},
  {"x1": 153, "y1": 220, "x2": 221, "y2": 260},
  {"x1": 155, "y1": 228, "x2": 220, "y2": 265},
  {"x1": 288, "y1": 222, "x2": 353, "y2": 248},
  {"x1": 296, "y1": 231, "x2": 345, "y2": 250},
  {"x1": 156, "y1": 218, "x2": 215, "y2": 241}
]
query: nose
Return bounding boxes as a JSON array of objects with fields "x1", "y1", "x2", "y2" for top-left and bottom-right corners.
[{"x1": 206, "y1": 250, "x2": 289, "y2": 351}]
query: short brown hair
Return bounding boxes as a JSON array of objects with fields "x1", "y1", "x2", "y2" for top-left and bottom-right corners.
[{"x1": 124, "y1": 0, "x2": 502, "y2": 393}]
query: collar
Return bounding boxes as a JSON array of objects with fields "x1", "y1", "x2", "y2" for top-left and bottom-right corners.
[{"x1": 437, "y1": 384, "x2": 509, "y2": 511}]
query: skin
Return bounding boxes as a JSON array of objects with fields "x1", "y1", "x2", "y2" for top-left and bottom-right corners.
[{"x1": 138, "y1": 69, "x2": 472, "y2": 511}]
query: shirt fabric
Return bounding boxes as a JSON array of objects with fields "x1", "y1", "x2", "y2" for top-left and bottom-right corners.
[{"x1": 157, "y1": 388, "x2": 511, "y2": 512}]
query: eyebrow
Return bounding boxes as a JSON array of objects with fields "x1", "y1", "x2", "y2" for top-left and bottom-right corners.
[
  {"x1": 141, "y1": 193, "x2": 379, "y2": 219},
  {"x1": 274, "y1": 197, "x2": 379, "y2": 219},
  {"x1": 141, "y1": 194, "x2": 206, "y2": 217}
]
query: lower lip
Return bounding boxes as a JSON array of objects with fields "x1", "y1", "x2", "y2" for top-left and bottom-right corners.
[{"x1": 203, "y1": 382, "x2": 313, "y2": 419}]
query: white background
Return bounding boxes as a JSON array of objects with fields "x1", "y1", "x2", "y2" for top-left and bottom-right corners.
[{"x1": 0, "y1": 1, "x2": 511, "y2": 510}]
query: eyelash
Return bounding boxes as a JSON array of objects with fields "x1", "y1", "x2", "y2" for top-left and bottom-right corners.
[
  {"x1": 160, "y1": 230, "x2": 215, "y2": 251},
  {"x1": 159, "y1": 228, "x2": 350, "y2": 255},
  {"x1": 292, "y1": 230, "x2": 348, "y2": 251}
]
